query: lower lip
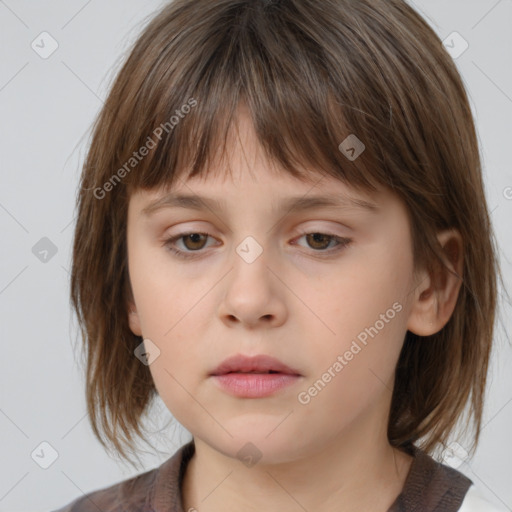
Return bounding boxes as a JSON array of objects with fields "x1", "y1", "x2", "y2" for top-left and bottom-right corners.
[{"x1": 211, "y1": 373, "x2": 301, "y2": 398}]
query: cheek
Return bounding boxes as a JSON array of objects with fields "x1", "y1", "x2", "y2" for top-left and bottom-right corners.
[
  {"x1": 143, "y1": 315, "x2": 208, "y2": 426},
  {"x1": 297, "y1": 248, "x2": 410, "y2": 341},
  {"x1": 128, "y1": 242, "x2": 209, "y2": 335},
  {"x1": 297, "y1": 308, "x2": 407, "y2": 426},
  {"x1": 342, "y1": 239, "x2": 412, "y2": 314},
  {"x1": 295, "y1": 246, "x2": 411, "y2": 390},
  {"x1": 147, "y1": 359, "x2": 201, "y2": 435}
]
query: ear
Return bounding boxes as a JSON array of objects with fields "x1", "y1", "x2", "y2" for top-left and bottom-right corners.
[
  {"x1": 406, "y1": 229, "x2": 463, "y2": 336},
  {"x1": 128, "y1": 300, "x2": 143, "y2": 337}
]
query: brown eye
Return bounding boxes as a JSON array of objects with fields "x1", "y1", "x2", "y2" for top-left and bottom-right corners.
[
  {"x1": 163, "y1": 232, "x2": 215, "y2": 258},
  {"x1": 293, "y1": 231, "x2": 352, "y2": 256},
  {"x1": 164, "y1": 230, "x2": 351, "y2": 260},
  {"x1": 305, "y1": 233, "x2": 334, "y2": 250},
  {"x1": 181, "y1": 233, "x2": 209, "y2": 251}
]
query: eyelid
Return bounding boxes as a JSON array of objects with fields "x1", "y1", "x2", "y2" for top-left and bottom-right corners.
[
  {"x1": 161, "y1": 224, "x2": 348, "y2": 246},
  {"x1": 162, "y1": 227, "x2": 352, "y2": 260}
]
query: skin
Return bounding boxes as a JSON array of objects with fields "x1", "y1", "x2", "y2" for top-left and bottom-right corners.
[{"x1": 126, "y1": 107, "x2": 463, "y2": 512}]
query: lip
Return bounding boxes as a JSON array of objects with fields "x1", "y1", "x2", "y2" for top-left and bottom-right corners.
[
  {"x1": 212, "y1": 373, "x2": 301, "y2": 398},
  {"x1": 210, "y1": 354, "x2": 301, "y2": 376},
  {"x1": 209, "y1": 354, "x2": 302, "y2": 398}
]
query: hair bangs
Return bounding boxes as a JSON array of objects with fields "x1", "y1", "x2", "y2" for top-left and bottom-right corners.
[{"x1": 120, "y1": 2, "x2": 388, "y2": 198}]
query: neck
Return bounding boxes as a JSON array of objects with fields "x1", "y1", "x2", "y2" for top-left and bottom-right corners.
[{"x1": 181, "y1": 405, "x2": 413, "y2": 512}]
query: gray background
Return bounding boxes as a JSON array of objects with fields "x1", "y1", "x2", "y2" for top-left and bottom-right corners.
[{"x1": 0, "y1": 1, "x2": 511, "y2": 510}]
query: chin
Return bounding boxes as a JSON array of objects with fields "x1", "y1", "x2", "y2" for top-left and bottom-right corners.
[{"x1": 200, "y1": 427, "x2": 309, "y2": 467}]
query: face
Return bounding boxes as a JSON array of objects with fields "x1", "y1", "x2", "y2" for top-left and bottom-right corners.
[{"x1": 126, "y1": 109, "x2": 421, "y2": 465}]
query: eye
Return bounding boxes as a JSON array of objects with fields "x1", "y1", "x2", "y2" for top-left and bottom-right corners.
[
  {"x1": 162, "y1": 231, "x2": 352, "y2": 259},
  {"x1": 163, "y1": 232, "x2": 215, "y2": 258},
  {"x1": 292, "y1": 231, "x2": 352, "y2": 255}
]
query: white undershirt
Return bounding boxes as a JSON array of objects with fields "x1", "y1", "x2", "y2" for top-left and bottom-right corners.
[{"x1": 458, "y1": 485, "x2": 509, "y2": 512}]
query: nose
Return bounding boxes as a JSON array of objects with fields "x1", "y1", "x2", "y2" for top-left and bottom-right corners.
[{"x1": 217, "y1": 242, "x2": 288, "y2": 329}]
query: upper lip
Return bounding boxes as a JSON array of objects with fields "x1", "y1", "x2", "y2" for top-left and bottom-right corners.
[{"x1": 210, "y1": 354, "x2": 301, "y2": 376}]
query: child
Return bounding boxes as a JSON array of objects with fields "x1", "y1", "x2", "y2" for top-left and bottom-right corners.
[{"x1": 53, "y1": 0, "x2": 507, "y2": 510}]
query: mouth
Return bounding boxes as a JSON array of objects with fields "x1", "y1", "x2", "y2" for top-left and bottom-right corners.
[
  {"x1": 211, "y1": 371, "x2": 301, "y2": 398},
  {"x1": 209, "y1": 354, "x2": 302, "y2": 398},
  {"x1": 210, "y1": 354, "x2": 302, "y2": 377},
  {"x1": 221, "y1": 370, "x2": 281, "y2": 374}
]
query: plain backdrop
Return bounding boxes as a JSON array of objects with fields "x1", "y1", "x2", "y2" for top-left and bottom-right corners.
[{"x1": 0, "y1": 1, "x2": 511, "y2": 511}]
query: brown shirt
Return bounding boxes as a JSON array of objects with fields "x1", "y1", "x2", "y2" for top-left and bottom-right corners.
[{"x1": 52, "y1": 441, "x2": 473, "y2": 512}]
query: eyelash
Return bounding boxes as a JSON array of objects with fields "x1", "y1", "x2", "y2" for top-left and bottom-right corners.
[{"x1": 162, "y1": 231, "x2": 352, "y2": 260}]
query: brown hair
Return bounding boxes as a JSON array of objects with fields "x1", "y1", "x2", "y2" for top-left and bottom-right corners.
[{"x1": 70, "y1": 0, "x2": 504, "y2": 468}]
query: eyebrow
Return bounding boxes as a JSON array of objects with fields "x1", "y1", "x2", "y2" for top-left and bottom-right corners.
[{"x1": 141, "y1": 192, "x2": 379, "y2": 217}]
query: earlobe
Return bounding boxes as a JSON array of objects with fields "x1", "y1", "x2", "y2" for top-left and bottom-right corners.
[
  {"x1": 406, "y1": 229, "x2": 463, "y2": 337},
  {"x1": 128, "y1": 303, "x2": 143, "y2": 336}
]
